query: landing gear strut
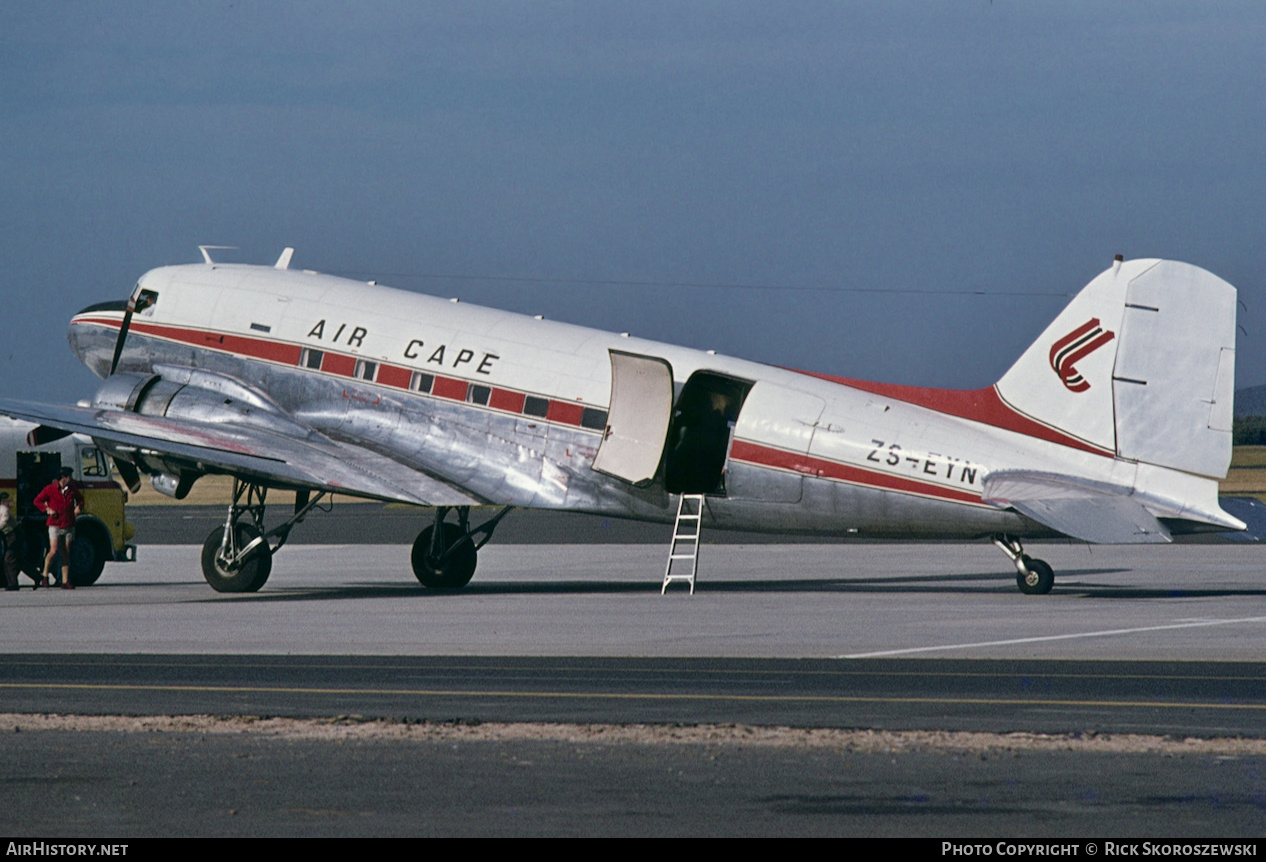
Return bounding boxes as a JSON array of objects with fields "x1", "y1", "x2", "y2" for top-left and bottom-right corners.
[
  {"x1": 200, "y1": 480, "x2": 328, "y2": 593},
  {"x1": 411, "y1": 506, "x2": 512, "y2": 589},
  {"x1": 992, "y1": 534, "x2": 1054, "y2": 595}
]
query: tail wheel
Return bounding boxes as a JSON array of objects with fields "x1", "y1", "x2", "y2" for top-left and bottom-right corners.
[
  {"x1": 201, "y1": 524, "x2": 272, "y2": 593},
  {"x1": 1016, "y1": 556, "x2": 1054, "y2": 595},
  {"x1": 411, "y1": 523, "x2": 477, "y2": 589},
  {"x1": 69, "y1": 520, "x2": 110, "y2": 586}
]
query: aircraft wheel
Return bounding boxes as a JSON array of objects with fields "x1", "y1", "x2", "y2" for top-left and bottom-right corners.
[
  {"x1": 69, "y1": 520, "x2": 110, "y2": 586},
  {"x1": 411, "y1": 523, "x2": 477, "y2": 589},
  {"x1": 1016, "y1": 556, "x2": 1054, "y2": 595},
  {"x1": 201, "y1": 524, "x2": 272, "y2": 593}
]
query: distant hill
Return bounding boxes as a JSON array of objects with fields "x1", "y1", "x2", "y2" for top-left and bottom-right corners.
[{"x1": 1238, "y1": 385, "x2": 1266, "y2": 418}]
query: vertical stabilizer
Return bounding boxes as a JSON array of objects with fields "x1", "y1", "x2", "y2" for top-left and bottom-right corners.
[
  {"x1": 996, "y1": 259, "x2": 1236, "y2": 478},
  {"x1": 996, "y1": 259, "x2": 1143, "y2": 453}
]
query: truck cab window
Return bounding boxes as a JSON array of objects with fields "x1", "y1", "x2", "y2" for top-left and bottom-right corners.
[{"x1": 79, "y1": 447, "x2": 109, "y2": 478}]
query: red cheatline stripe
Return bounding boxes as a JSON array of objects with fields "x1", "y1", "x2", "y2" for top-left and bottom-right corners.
[
  {"x1": 320, "y1": 353, "x2": 356, "y2": 377},
  {"x1": 124, "y1": 320, "x2": 303, "y2": 366},
  {"x1": 431, "y1": 376, "x2": 468, "y2": 401},
  {"x1": 788, "y1": 369, "x2": 1113, "y2": 457},
  {"x1": 490, "y1": 388, "x2": 526, "y2": 413},
  {"x1": 375, "y1": 364, "x2": 412, "y2": 389},
  {"x1": 547, "y1": 400, "x2": 584, "y2": 426},
  {"x1": 729, "y1": 440, "x2": 985, "y2": 506}
]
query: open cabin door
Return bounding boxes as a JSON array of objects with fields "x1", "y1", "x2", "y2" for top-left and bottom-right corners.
[{"x1": 591, "y1": 351, "x2": 675, "y2": 486}]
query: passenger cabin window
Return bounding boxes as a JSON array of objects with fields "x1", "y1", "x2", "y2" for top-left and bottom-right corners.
[
  {"x1": 467, "y1": 384, "x2": 491, "y2": 406},
  {"x1": 523, "y1": 396, "x2": 549, "y2": 418},
  {"x1": 409, "y1": 371, "x2": 434, "y2": 393},
  {"x1": 301, "y1": 348, "x2": 324, "y2": 370},
  {"x1": 580, "y1": 408, "x2": 608, "y2": 431},
  {"x1": 354, "y1": 360, "x2": 377, "y2": 381}
]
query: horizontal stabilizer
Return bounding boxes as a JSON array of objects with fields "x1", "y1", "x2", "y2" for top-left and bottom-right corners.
[
  {"x1": 983, "y1": 470, "x2": 1171, "y2": 544},
  {"x1": 0, "y1": 398, "x2": 480, "y2": 507},
  {"x1": 1216, "y1": 497, "x2": 1266, "y2": 542}
]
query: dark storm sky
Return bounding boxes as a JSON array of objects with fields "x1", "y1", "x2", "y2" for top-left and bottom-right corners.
[{"x1": 3, "y1": 2, "x2": 1264, "y2": 401}]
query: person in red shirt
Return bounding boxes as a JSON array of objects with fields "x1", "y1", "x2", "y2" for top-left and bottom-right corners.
[{"x1": 33, "y1": 467, "x2": 83, "y2": 590}]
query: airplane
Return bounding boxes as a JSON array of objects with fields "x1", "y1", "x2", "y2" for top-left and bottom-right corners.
[{"x1": 0, "y1": 248, "x2": 1243, "y2": 595}]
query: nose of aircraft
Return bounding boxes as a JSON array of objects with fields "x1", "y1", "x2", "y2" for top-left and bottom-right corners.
[{"x1": 69, "y1": 299, "x2": 130, "y2": 379}]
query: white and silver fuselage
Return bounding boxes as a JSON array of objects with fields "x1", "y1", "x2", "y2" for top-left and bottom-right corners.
[{"x1": 66, "y1": 262, "x2": 1230, "y2": 539}]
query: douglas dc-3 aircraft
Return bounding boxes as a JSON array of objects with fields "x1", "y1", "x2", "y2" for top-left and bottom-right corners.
[{"x1": 0, "y1": 249, "x2": 1243, "y2": 595}]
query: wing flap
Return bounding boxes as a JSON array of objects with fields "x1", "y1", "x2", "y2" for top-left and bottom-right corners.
[
  {"x1": 0, "y1": 398, "x2": 479, "y2": 507},
  {"x1": 982, "y1": 470, "x2": 1171, "y2": 544}
]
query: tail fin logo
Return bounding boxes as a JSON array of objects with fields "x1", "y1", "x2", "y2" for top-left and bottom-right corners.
[{"x1": 1049, "y1": 319, "x2": 1115, "y2": 393}]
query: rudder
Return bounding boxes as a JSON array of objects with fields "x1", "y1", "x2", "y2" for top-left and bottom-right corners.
[{"x1": 1111, "y1": 260, "x2": 1236, "y2": 478}]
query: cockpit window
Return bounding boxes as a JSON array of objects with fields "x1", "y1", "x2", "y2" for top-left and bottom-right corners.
[{"x1": 134, "y1": 288, "x2": 159, "y2": 316}]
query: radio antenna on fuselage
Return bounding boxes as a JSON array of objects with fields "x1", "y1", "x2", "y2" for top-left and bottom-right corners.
[{"x1": 197, "y1": 245, "x2": 238, "y2": 265}]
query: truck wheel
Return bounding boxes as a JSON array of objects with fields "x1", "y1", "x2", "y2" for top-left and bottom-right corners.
[{"x1": 69, "y1": 520, "x2": 110, "y2": 586}]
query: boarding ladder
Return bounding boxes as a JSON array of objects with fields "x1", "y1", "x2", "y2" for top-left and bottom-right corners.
[{"x1": 662, "y1": 494, "x2": 705, "y2": 595}]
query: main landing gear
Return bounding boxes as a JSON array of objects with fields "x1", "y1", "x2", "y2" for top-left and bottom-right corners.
[
  {"x1": 200, "y1": 483, "x2": 512, "y2": 593},
  {"x1": 992, "y1": 534, "x2": 1054, "y2": 595},
  {"x1": 411, "y1": 506, "x2": 512, "y2": 589},
  {"x1": 201, "y1": 480, "x2": 328, "y2": 593}
]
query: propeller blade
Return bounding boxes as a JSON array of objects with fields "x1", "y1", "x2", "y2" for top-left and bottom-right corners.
[
  {"x1": 25, "y1": 425, "x2": 73, "y2": 447},
  {"x1": 108, "y1": 297, "x2": 136, "y2": 376},
  {"x1": 111, "y1": 458, "x2": 142, "y2": 494}
]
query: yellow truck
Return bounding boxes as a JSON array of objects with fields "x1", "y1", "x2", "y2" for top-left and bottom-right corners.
[{"x1": 1, "y1": 417, "x2": 135, "y2": 586}]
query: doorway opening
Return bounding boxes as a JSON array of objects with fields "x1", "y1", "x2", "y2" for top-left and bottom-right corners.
[{"x1": 664, "y1": 371, "x2": 752, "y2": 495}]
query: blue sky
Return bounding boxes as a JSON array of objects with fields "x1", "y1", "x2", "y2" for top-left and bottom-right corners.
[{"x1": 2, "y1": 2, "x2": 1264, "y2": 401}]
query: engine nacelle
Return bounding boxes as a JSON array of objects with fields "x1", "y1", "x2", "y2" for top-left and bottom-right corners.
[
  {"x1": 90, "y1": 366, "x2": 313, "y2": 487},
  {"x1": 150, "y1": 472, "x2": 200, "y2": 499},
  {"x1": 92, "y1": 367, "x2": 310, "y2": 437}
]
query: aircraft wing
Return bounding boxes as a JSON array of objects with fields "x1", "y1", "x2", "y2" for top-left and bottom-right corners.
[
  {"x1": 0, "y1": 398, "x2": 481, "y2": 507},
  {"x1": 982, "y1": 470, "x2": 1172, "y2": 544}
]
